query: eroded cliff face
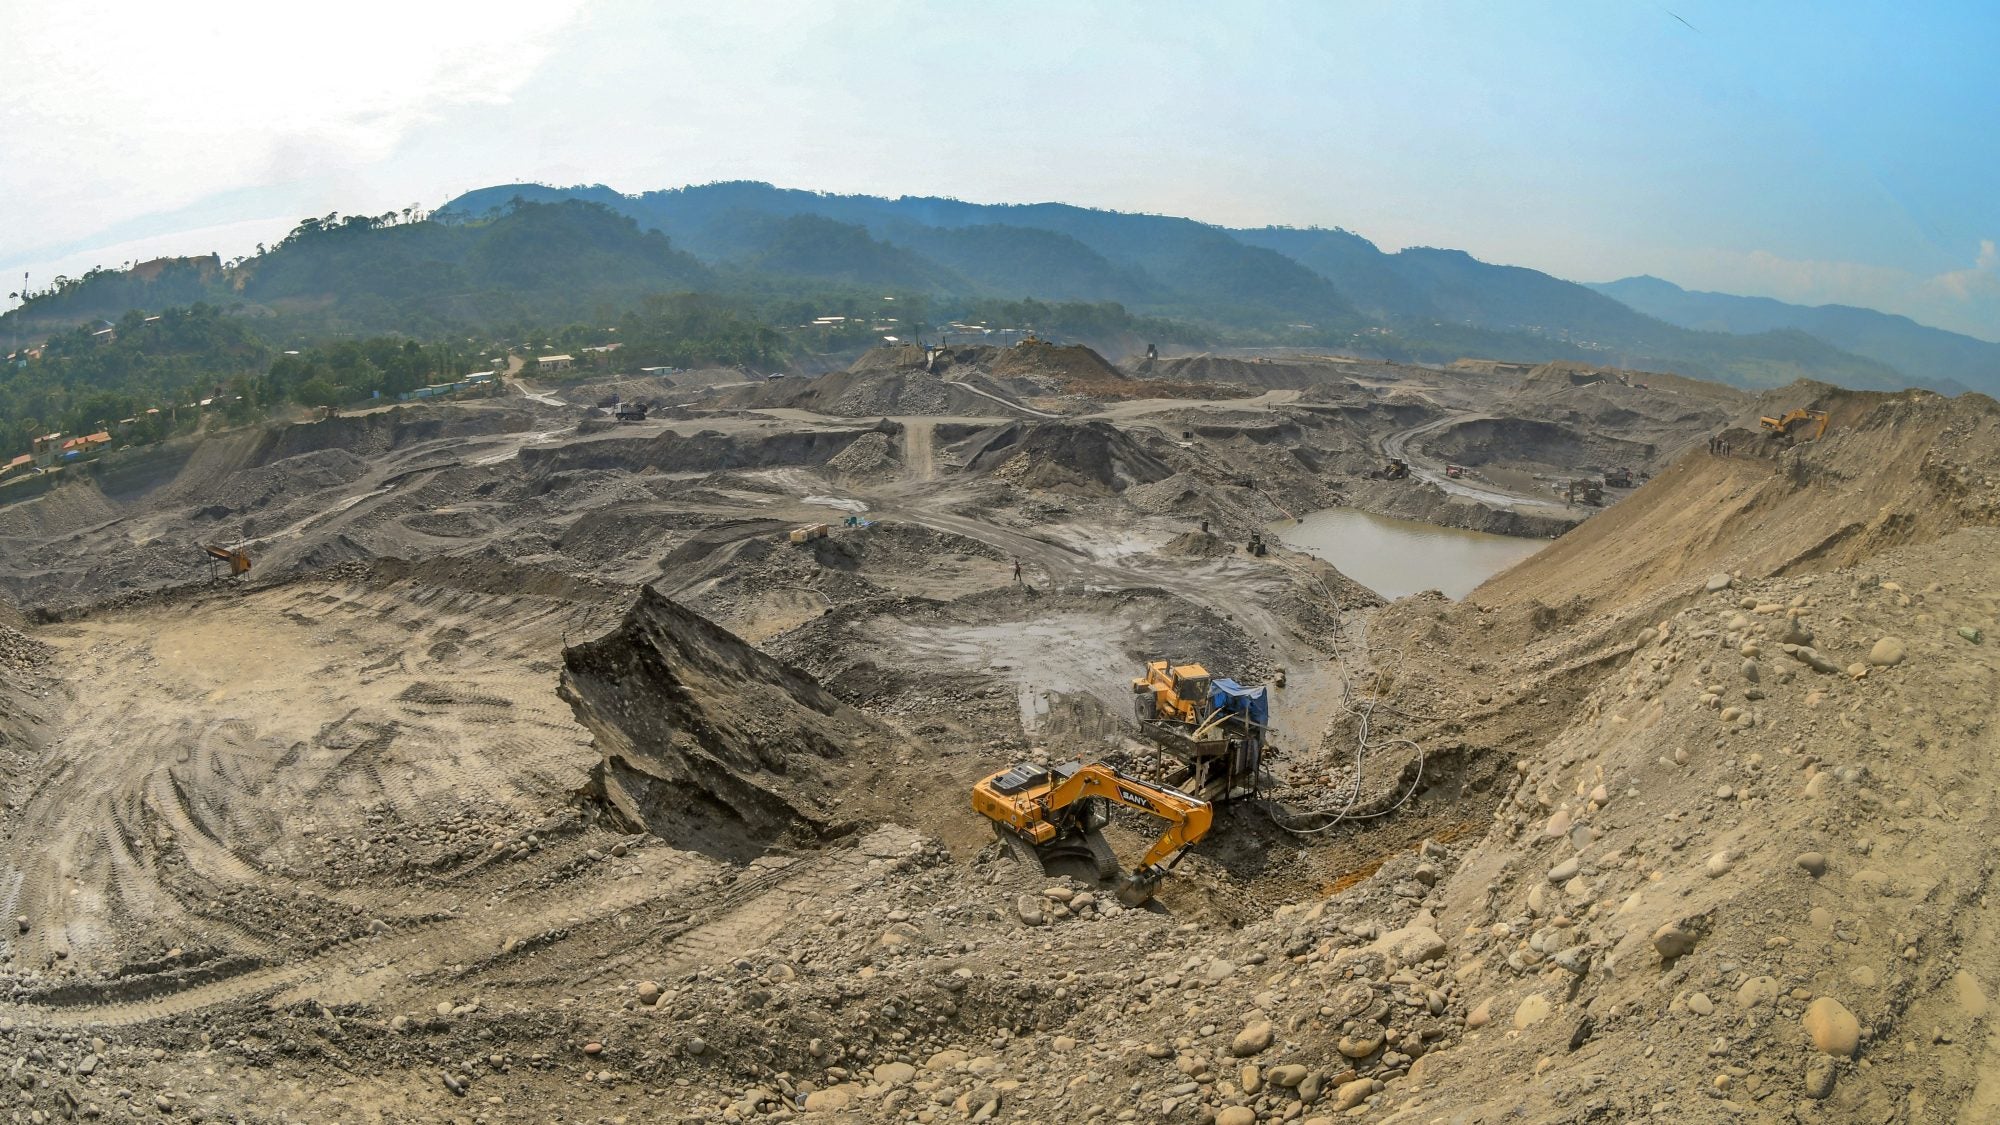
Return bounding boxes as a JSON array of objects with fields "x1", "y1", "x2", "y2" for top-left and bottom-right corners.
[{"x1": 560, "y1": 586, "x2": 905, "y2": 856}]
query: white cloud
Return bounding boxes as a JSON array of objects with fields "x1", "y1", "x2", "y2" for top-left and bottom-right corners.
[
  {"x1": 0, "y1": 0, "x2": 588, "y2": 259},
  {"x1": 1930, "y1": 239, "x2": 1998, "y2": 302}
]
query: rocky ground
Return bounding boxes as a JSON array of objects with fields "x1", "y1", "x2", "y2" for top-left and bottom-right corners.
[{"x1": 0, "y1": 343, "x2": 1991, "y2": 1123}]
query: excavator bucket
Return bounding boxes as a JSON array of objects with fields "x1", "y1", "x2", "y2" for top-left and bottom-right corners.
[{"x1": 1115, "y1": 867, "x2": 1166, "y2": 907}]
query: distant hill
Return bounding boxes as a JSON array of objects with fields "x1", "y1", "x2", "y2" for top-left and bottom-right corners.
[
  {"x1": 1228, "y1": 227, "x2": 1438, "y2": 320},
  {"x1": 1591, "y1": 275, "x2": 1998, "y2": 398},
  {"x1": 7, "y1": 200, "x2": 714, "y2": 340},
  {"x1": 888, "y1": 222, "x2": 1157, "y2": 306},
  {"x1": 444, "y1": 181, "x2": 1361, "y2": 328},
  {"x1": 441, "y1": 184, "x2": 1940, "y2": 392},
  {"x1": 732, "y1": 213, "x2": 966, "y2": 291},
  {"x1": 3, "y1": 180, "x2": 1971, "y2": 401},
  {"x1": 2, "y1": 255, "x2": 224, "y2": 338}
]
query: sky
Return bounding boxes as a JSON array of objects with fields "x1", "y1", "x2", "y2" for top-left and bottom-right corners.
[{"x1": 3, "y1": 0, "x2": 1995, "y2": 340}]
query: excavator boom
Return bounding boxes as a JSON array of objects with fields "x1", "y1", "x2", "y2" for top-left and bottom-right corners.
[
  {"x1": 1758, "y1": 408, "x2": 1829, "y2": 443},
  {"x1": 200, "y1": 544, "x2": 253, "y2": 576},
  {"x1": 1042, "y1": 765, "x2": 1213, "y2": 870}
]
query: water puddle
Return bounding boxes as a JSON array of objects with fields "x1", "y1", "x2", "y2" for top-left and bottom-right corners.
[{"x1": 1276, "y1": 507, "x2": 1546, "y2": 600}]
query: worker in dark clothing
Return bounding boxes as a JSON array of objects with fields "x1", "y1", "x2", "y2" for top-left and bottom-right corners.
[{"x1": 1012, "y1": 557, "x2": 1023, "y2": 584}]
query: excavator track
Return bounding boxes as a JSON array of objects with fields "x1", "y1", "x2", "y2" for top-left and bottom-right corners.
[{"x1": 992, "y1": 823, "x2": 1119, "y2": 883}]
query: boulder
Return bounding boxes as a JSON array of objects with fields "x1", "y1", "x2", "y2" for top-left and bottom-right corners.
[{"x1": 1803, "y1": 997, "x2": 1860, "y2": 1057}]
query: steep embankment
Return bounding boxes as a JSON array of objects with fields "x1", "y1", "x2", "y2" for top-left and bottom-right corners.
[
  {"x1": 1341, "y1": 380, "x2": 2000, "y2": 1121},
  {"x1": 1475, "y1": 385, "x2": 2000, "y2": 616},
  {"x1": 559, "y1": 588, "x2": 911, "y2": 856},
  {"x1": 959, "y1": 420, "x2": 1176, "y2": 495},
  {"x1": 1143, "y1": 353, "x2": 1372, "y2": 392},
  {"x1": 1380, "y1": 526, "x2": 2000, "y2": 1122}
]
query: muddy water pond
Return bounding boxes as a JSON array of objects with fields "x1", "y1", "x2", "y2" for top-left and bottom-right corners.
[{"x1": 1276, "y1": 507, "x2": 1548, "y2": 600}]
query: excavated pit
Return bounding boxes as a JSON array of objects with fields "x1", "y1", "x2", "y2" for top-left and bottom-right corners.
[{"x1": 10, "y1": 341, "x2": 1982, "y2": 1120}]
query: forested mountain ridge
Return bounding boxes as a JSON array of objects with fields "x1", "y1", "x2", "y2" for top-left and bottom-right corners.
[
  {"x1": 1591, "y1": 274, "x2": 2000, "y2": 394},
  {"x1": 4, "y1": 181, "x2": 1985, "y2": 405},
  {"x1": 439, "y1": 181, "x2": 1960, "y2": 393}
]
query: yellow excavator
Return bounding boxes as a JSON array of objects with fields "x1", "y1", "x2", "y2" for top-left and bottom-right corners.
[
  {"x1": 200, "y1": 543, "x2": 252, "y2": 577},
  {"x1": 1759, "y1": 407, "x2": 1829, "y2": 445},
  {"x1": 972, "y1": 760, "x2": 1213, "y2": 905}
]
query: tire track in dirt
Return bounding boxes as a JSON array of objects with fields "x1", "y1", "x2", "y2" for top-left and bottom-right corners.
[
  {"x1": 1, "y1": 828, "x2": 925, "y2": 1027},
  {"x1": 566, "y1": 826, "x2": 926, "y2": 991},
  {"x1": 0, "y1": 842, "x2": 712, "y2": 1027},
  {"x1": 0, "y1": 574, "x2": 602, "y2": 978}
]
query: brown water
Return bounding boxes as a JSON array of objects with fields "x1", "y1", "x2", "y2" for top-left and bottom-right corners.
[{"x1": 1275, "y1": 507, "x2": 1548, "y2": 600}]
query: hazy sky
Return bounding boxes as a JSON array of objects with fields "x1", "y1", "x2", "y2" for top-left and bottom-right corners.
[{"x1": 4, "y1": 0, "x2": 1995, "y2": 339}]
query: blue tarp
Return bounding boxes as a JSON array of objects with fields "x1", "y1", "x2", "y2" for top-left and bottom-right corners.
[{"x1": 1209, "y1": 678, "x2": 1269, "y2": 727}]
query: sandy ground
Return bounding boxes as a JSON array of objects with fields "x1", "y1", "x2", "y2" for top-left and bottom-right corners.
[{"x1": 1, "y1": 345, "x2": 1984, "y2": 1123}]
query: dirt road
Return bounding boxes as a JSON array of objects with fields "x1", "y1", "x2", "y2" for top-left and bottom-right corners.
[
  {"x1": 508, "y1": 377, "x2": 569, "y2": 408},
  {"x1": 902, "y1": 419, "x2": 936, "y2": 481},
  {"x1": 1380, "y1": 411, "x2": 1570, "y2": 512},
  {"x1": 939, "y1": 372, "x2": 1063, "y2": 418}
]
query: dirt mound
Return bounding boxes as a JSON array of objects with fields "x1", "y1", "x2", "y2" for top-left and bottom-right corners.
[
  {"x1": 1516, "y1": 359, "x2": 1635, "y2": 390},
  {"x1": 520, "y1": 425, "x2": 877, "y2": 476},
  {"x1": 850, "y1": 344, "x2": 939, "y2": 371},
  {"x1": 288, "y1": 533, "x2": 376, "y2": 570},
  {"x1": 825, "y1": 429, "x2": 900, "y2": 475},
  {"x1": 1349, "y1": 515, "x2": 2000, "y2": 1121},
  {"x1": 751, "y1": 364, "x2": 1002, "y2": 417},
  {"x1": 984, "y1": 341, "x2": 1256, "y2": 405},
  {"x1": 559, "y1": 588, "x2": 907, "y2": 855},
  {"x1": 1122, "y1": 471, "x2": 1211, "y2": 514},
  {"x1": 199, "y1": 448, "x2": 372, "y2": 515},
  {"x1": 1478, "y1": 385, "x2": 2000, "y2": 615},
  {"x1": 1158, "y1": 529, "x2": 1237, "y2": 558},
  {"x1": 0, "y1": 619, "x2": 52, "y2": 673},
  {"x1": 1512, "y1": 360, "x2": 1745, "y2": 404},
  {"x1": 0, "y1": 478, "x2": 120, "y2": 539},
  {"x1": 959, "y1": 420, "x2": 1175, "y2": 495},
  {"x1": 1145, "y1": 353, "x2": 1360, "y2": 392},
  {"x1": 1504, "y1": 363, "x2": 1746, "y2": 463},
  {"x1": 100, "y1": 405, "x2": 542, "y2": 517},
  {"x1": 987, "y1": 340, "x2": 1126, "y2": 383}
]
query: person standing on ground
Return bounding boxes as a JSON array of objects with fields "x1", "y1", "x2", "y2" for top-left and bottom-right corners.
[{"x1": 1012, "y1": 556, "x2": 1023, "y2": 585}]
